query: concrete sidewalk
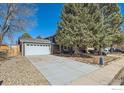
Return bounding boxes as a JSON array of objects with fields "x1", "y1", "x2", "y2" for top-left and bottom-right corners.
[{"x1": 70, "y1": 55, "x2": 124, "y2": 85}]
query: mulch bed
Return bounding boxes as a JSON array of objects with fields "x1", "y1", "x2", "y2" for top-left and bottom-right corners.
[
  {"x1": 55, "y1": 54, "x2": 119, "y2": 65},
  {"x1": 69, "y1": 56, "x2": 119, "y2": 65}
]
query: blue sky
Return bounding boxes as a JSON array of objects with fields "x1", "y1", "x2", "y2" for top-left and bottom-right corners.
[
  {"x1": 4, "y1": 3, "x2": 124, "y2": 44},
  {"x1": 118, "y1": 3, "x2": 124, "y2": 29},
  {"x1": 119, "y1": 3, "x2": 124, "y2": 15},
  {"x1": 30, "y1": 3, "x2": 64, "y2": 38},
  {"x1": 4, "y1": 3, "x2": 64, "y2": 44}
]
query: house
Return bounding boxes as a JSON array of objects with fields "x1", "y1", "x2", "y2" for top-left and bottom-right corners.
[
  {"x1": 19, "y1": 38, "x2": 53, "y2": 56},
  {"x1": 45, "y1": 35, "x2": 61, "y2": 54},
  {"x1": 45, "y1": 35, "x2": 92, "y2": 54}
]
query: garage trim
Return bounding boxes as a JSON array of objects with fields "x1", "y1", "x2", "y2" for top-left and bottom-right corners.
[{"x1": 19, "y1": 39, "x2": 52, "y2": 56}]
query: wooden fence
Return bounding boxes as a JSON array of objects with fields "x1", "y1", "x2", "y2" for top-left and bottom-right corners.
[
  {"x1": 0, "y1": 45, "x2": 20, "y2": 61},
  {"x1": 8, "y1": 45, "x2": 20, "y2": 57}
]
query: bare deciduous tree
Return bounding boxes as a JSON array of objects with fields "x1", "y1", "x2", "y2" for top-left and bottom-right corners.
[{"x1": 0, "y1": 3, "x2": 37, "y2": 44}]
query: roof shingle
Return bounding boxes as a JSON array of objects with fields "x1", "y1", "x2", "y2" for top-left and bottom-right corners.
[{"x1": 20, "y1": 39, "x2": 51, "y2": 44}]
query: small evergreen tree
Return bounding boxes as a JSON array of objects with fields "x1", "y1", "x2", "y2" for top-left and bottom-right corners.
[{"x1": 20, "y1": 32, "x2": 32, "y2": 39}]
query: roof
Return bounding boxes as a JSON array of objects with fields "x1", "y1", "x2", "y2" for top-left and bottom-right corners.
[
  {"x1": 0, "y1": 44, "x2": 8, "y2": 46},
  {"x1": 45, "y1": 35, "x2": 56, "y2": 43},
  {"x1": 20, "y1": 38, "x2": 51, "y2": 44}
]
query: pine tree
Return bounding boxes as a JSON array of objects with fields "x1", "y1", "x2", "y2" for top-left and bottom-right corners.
[
  {"x1": 55, "y1": 3, "x2": 124, "y2": 55},
  {"x1": 56, "y1": 4, "x2": 94, "y2": 55},
  {"x1": 91, "y1": 4, "x2": 123, "y2": 54}
]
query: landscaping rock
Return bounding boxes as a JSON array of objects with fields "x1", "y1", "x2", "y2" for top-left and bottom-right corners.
[{"x1": 0, "y1": 56, "x2": 49, "y2": 85}]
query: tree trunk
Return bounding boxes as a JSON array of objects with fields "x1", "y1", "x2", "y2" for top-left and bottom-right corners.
[
  {"x1": 59, "y1": 44, "x2": 63, "y2": 56},
  {"x1": 98, "y1": 46, "x2": 103, "y2": 55},
  {"x1": 0, "y1": 34, "x2": 3, "y2": 45},
  {"x1": 0, "y1": 40, "x2": 2, "y2": 45},
  {"x1": 73, "y1": 45, "x2": 80, "y2": 56},
  {"x1": 85, "y1": 47, "x2": 89, "y2": 53},
  {"x1": 70, "y1": 47, "x2": 73, "y2": 55},
  {"x1": 110, "y1": 44, "x2": 113, "y2": 53}
]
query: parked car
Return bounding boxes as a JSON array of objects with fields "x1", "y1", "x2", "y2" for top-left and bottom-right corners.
[
  {"x1": 88, "y1": 48, "x2": 110, "y2": 55},
  {"x1": 102, "y1": 50, "x2": 108, "y2": 55},
  {"x1": 113, "y1": 48, "x2": 122, "y2": 52},
  {"x1": 113, "y1": 48, "x2": 124, "y2": 53},
  {"x1": 103, "y1": 48, "x2": 110, "y2": 54}
]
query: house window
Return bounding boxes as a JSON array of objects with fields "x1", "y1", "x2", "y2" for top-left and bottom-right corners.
[{"x1": 27, "y1": 44, "x2": 29, "y2": 46}]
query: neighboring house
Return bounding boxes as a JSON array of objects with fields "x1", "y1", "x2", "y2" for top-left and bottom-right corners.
[{"x1": 19, "y1": 38, "x2": 52, "y2": 56}]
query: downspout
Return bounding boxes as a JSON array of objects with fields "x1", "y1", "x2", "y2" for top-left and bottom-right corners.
[{"x1": 50, "y1": 40, "x2": 53, "y2": 55}]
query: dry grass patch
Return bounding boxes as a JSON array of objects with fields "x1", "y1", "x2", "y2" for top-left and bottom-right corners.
[{"x1": 67, "y1": 55, "x2": 119, "y2": 65}]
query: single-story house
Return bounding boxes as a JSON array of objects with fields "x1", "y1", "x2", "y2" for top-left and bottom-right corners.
[
  {"x1": 19, "y1": 39, "x2": 53, "y2": 56},
  {"x1": 45, "y1": 35, "x2": 60, "y2": 54}
]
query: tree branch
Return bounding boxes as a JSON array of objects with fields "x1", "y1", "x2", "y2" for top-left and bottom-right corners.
[{"x1": 1, "y1": 4, "x2": 12, "y2": 36}]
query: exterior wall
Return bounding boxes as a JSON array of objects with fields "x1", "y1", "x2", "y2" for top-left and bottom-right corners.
[{"x1": 52, "y1": 44, "x2": 60, "y2": 54}]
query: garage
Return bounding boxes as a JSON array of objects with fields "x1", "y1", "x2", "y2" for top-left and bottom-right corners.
[{"x1": 19, "y1": 39, "x2": 52, "y2": 56}]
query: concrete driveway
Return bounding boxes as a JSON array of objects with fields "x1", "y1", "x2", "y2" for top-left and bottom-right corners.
[{"x1": 26, "y1": 55, "x2": 100, "y2": 85}]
